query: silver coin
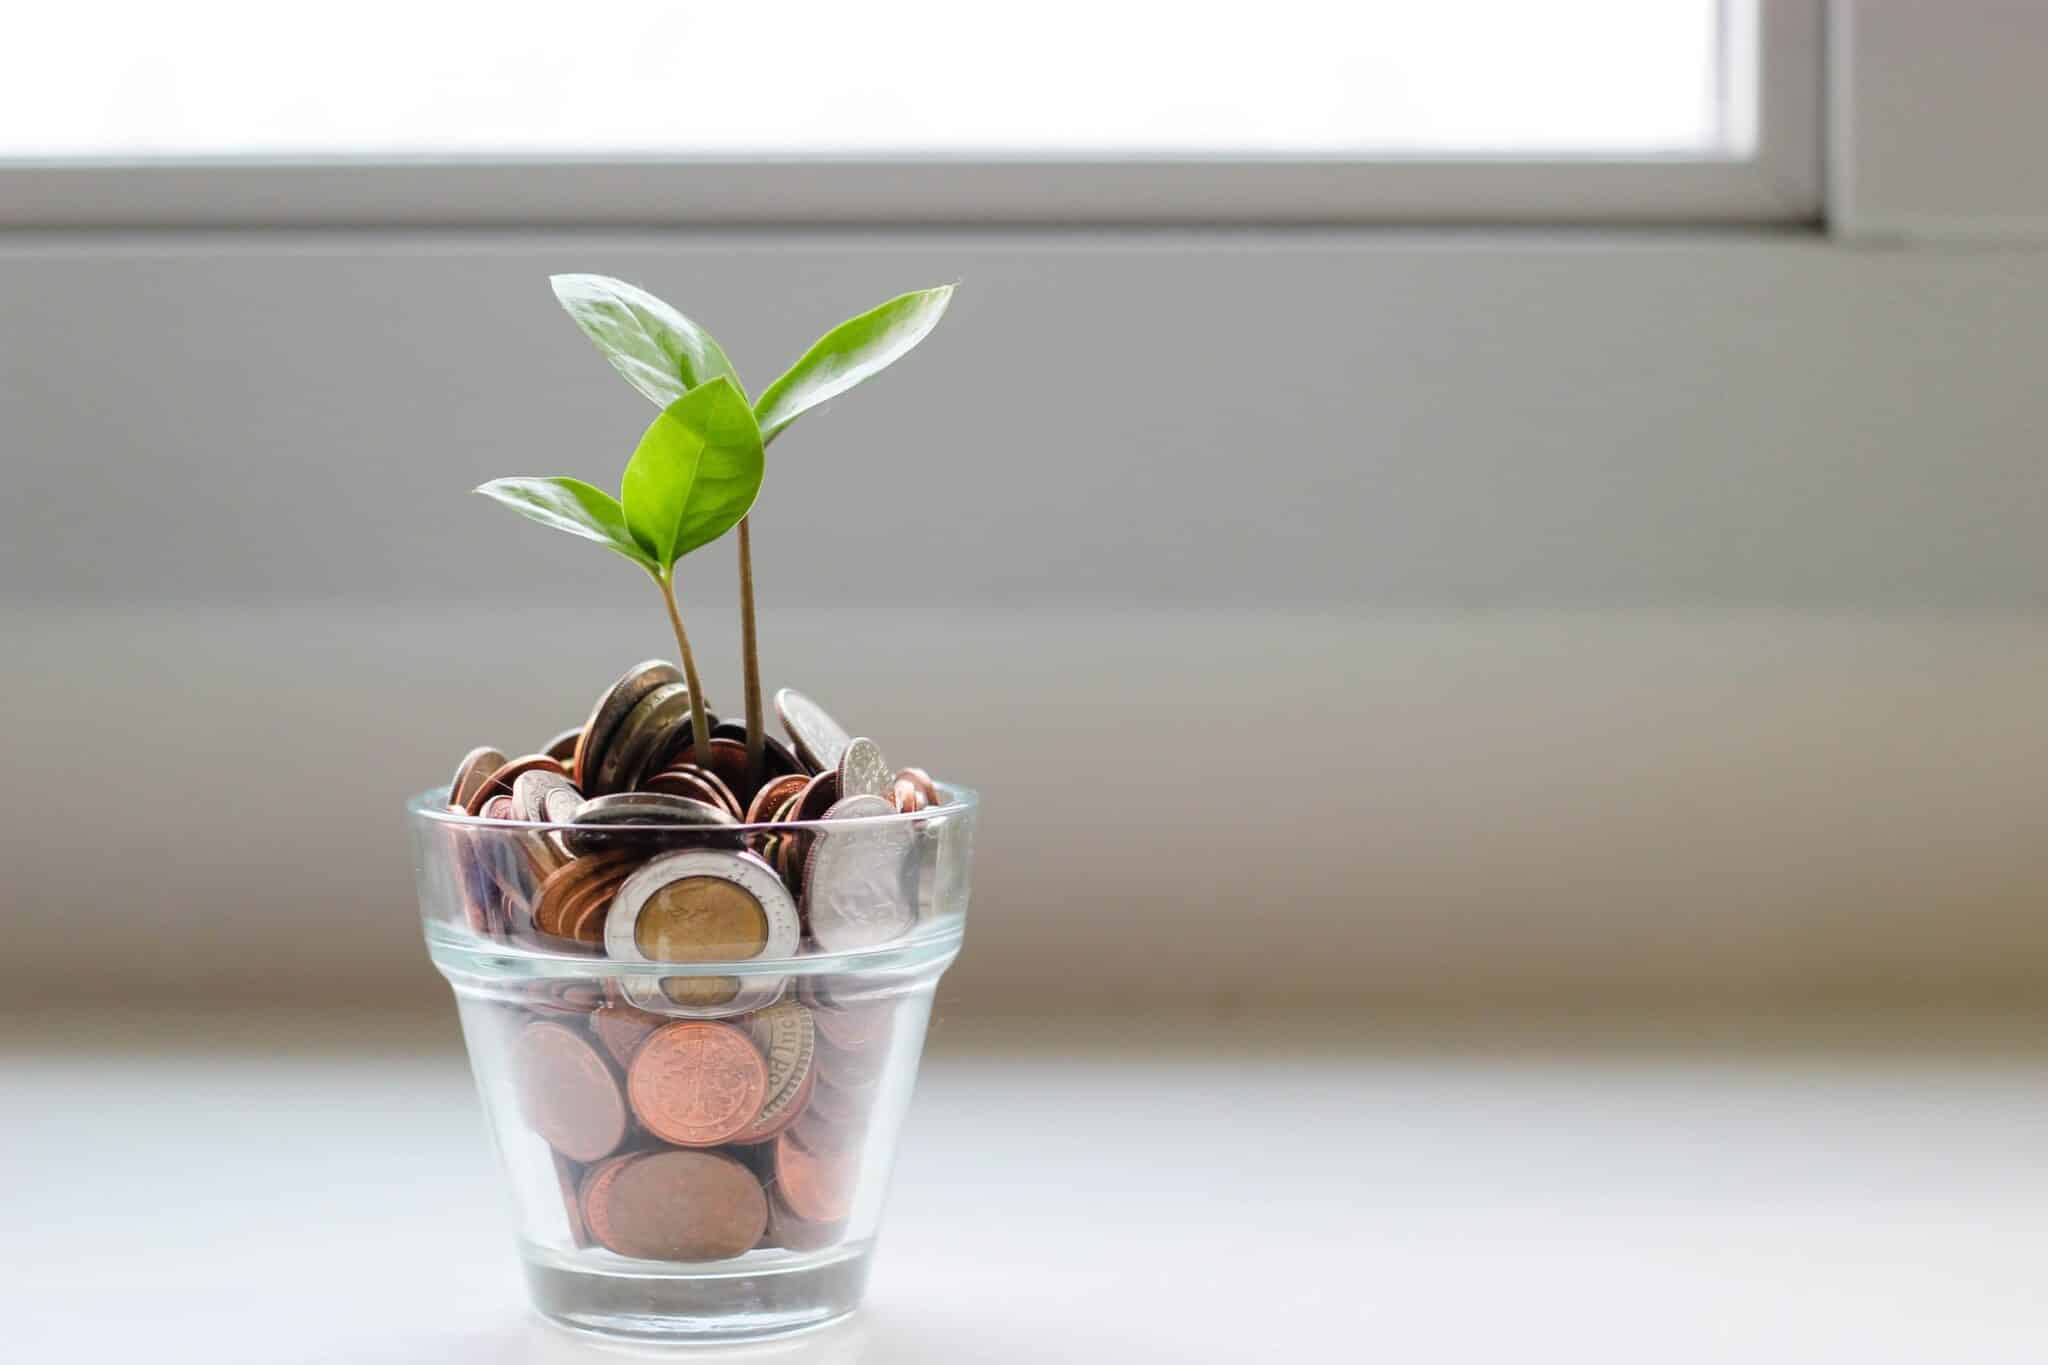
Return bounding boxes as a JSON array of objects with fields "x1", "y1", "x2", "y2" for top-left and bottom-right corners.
[
  {"x1": 803, "y1": 794, "x2": 917, "y2": 952},
  {"x1": 775, "y1": 687, "x2": 852, "y2": 775},
  {"x1": 607, "y1": 849, "x2": 800, "y2": 1018},
  {"x1": 574, "y1": 659, "x2": 683, "y2": 788},
  {"x1": 511, "y1": 769, "x2": 580, "y2": 824},
  {"x1": 837, "y1": 737, "x2": 891, "y2": 801},
  {"x1": 594, "y1": 681, "x2": 697, "y2": 795}
]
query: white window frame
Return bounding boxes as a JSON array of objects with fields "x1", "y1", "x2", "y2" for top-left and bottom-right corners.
[{"x1": 1, "y1": 0, "x2": 1821, "y2": 229}]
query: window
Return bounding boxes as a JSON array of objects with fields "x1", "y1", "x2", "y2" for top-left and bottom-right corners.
[{"x1": 2, "y1": 0, "x2": 1819, "y2": 225}]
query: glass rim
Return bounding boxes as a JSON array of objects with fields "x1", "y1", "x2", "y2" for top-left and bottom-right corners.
[{"x1": 408, "y1": 780, "x2": 978, "y2": 836}]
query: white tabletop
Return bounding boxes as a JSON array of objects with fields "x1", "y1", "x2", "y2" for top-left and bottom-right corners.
[{"x1": 8, "y1": 1008, "x2": 2046, "y2": 1364}]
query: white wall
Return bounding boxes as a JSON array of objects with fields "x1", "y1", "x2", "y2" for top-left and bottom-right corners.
[{"x1": 4, "y1": 230, "x2": 2046, "y2": 1011}]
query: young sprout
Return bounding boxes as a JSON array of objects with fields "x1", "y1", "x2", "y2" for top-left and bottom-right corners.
[
  {"x1": 475, "y1": 378, "x2": 765, "y2": 769},
  {"x1": 546, "y1": 275, "x2": 955, "y2": 784}
]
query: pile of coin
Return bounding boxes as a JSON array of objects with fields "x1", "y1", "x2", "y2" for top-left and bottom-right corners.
[
  {"x1": 436, "y1": 660, "x2": 964, "y2": 1264},
  {"x1": 512, "y1": 980, "x2": 894, "y2": 1258},
  {"x1": 442, "y1": 661, "x2": 945, "y2": 961}
]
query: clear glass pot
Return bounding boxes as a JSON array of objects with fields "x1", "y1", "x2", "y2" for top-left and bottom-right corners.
[{"x1": 408, "y1": 786, "x2": 976, "y2": 1343}]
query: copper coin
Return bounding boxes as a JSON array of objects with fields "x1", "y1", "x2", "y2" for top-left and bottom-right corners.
[
  {"x1": 465, "y1": 753, "x2": 569, "y2": 815},
  {"x1": 533, "y1": 851, "x2": 638, "y2": 939},
  {"x1": 790, "y1": 771, "x2": 841, "y2": 824},
  {"x1": 644, "y1": 766, "x2": 744, "y2": 820},
  {"x1": 627, "y1": 1021, "x2": 770, "y2": 1147},
  {"x1": 449, "y1": 746, "x2": 507, "y2": 809},
  {"x1": 480, "y1": 793, "x2": 515, "y2": 820},
  {"x1": 764, "y1": 1190, "x2": 843, "y2": 1251},
  {"x1": 774, "y1": 688, "x2": 852, "y2": 775},
  {"x1": 788, "y1": 1107, "x2": 860, "y2": 1156},
  {"x1": 712, "y1": 717, "x2": 805, "y2": 780},
  {"x1": 578, "y1": 1150, "x2": 643, "y2": 1252},
  {"x1": 773, "y1": 1131, "x2": 856, "y2": 1223},
  {"x1": 590, "y1": 1001, "x2": 667, "y2": 1068},
  {"x1": 803, "y1": 1073, "x2": 870, "y2": 1126},
  {"x1": 836, "y1": 737, "x2": 892, "y2": 801},
  {"x1": 598, "y1": 1149, "x2": 767, "y2": 1262},
  {"x1": 543, "y1": 726, "x2": 583, "y2": 764},
  {"x1": 563, "y1": 871, "x2": 631, "y2": 944},
  {"x1": 897, "y1": 767, "x2": 940, "y2": 806},
  {"x1": 658, "y1": 738, "x2": 756, "y2": 806},
  {"x1": 527, "y1": 979, "x2": 605, "y2": 1018},
  {"x1": 596, "y1": 682, "x2": 698, "y2": 795},
  {"x1": 555, "y1": 1153, "x2": 590, "y2": 1247},
  {"x1": 515, "y1": 1020, "x2": 628, "y2": 1163},
  {"x1": 745, "y1": 773, "x2": 810, "y2": 826},
  {"x1": 572, "y1": 660, "x2": 685, "y2": 793},
  {"x1": 734, "y1": 1002, "x2": 817, "y2": 1144},
  {"x1": 889, "y1": 776, "x2": 928, "y2": 814}
]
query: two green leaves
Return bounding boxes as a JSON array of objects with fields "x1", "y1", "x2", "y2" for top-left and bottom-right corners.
[{"x1": 477, "y1": 273, "x2": 955, "y2": 580}]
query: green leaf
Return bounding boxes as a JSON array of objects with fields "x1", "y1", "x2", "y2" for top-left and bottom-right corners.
[
  {"x1": 550, "y1": 273, "x2": 742, "y2": 408},
  {"x1": 620, "y1": 378, "x2": 765, "y2": 571},
  {"x1": 474, "y1": 476, "x2": 656, "y2": 571},
  {"x1": 754, "y1": 285, "x2": 955, "y2": 443}
]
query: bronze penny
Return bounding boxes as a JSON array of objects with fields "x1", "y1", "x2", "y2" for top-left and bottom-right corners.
[
  {"x1": 764, "y1": 1190, "x2": 843, "y2": 1252},
  {"x1": 890, "y1": 777, "x2": 928, "y2": 814},
  {"x1": 803, "y1": 1073, "x2": 869, "y2": 1127},
  {"x1": 578, "y1": 1150, "x2": 644, "y2": 1253},
  {"x1": 790, "y1": 771, "x2": 841, "y2": 824},
  {"x1": 449, "y1": 746, "x2": 507, "y2": 810},
  {"x1": 788, "y1": 1107, "x2": 860, "y2": 1157},
  {"x1": 465, "y1": 753, "x2": 569, "y2": 815},
  {"x1": 590, "y1": 1001, "x2": 667, "y2": 1068},
  {"x1": 555, "y1": 1153, "x2": 590, "y2": 1247},
  {"x1": 896, "y1": 767, "x2": 940, "y2": 806},
  {"x1": 479, "y1": 794, "x2": 515, "y2": 821},
  {"x1": 745, "y1": 773, "x2": 809, "y2": 826},
  {"x1": 627, "y1": 1021, "x2": 769, "y2": 1148},
  {"x1": 657, "y1": 738, "x2": 757, "y2": 806},
  {"x1": 534, "y1": 851, "x2": 638, "y2": 939},
  {"x1": 599, "y1": 1149, "x2": 767, "y2": 1263},
  {"x1": 526, "y1": 979, "x2": 605, "y2": 1018},
  {"x1": 712, "y1": 717, "x2": 805, "y2": 781},
  {"x1": 773, "y1": 1131, "x2": 856, "y2": 1224},
  {"x1": 514, "y1": 1019, "x2": 628, "y2": 1163},
  {"x1": 563, "y1": 871, "x2": 631, "y2": 944},
  {"x1": 543, "y1": 726, "x2": 583, "y2": 764},
  {"x1": 572, "y1": 660, "x2": 685, "y2": 794},
  {"x1": 644, "y1": 766, "x2": 744, "y2": 820}
]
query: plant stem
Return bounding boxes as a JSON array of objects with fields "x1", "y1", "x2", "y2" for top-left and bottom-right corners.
[
  {"x1": 655, "y1": 570, "x2": 715, "y2": 769},
  {"x1": 737, "y1": 515, "x2": 766, "y2": 788}
]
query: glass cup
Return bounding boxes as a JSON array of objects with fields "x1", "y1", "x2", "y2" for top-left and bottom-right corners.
[{"x1": 408, "y1": 784, "x2": 976, "y2": 1343}]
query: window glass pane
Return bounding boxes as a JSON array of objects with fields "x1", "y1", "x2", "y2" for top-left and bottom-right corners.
[{"x1": 3, "y1": 1, "x2": 1727, "y2": 160}]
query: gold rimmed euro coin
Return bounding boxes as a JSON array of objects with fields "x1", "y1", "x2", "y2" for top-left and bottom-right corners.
[
  {"x1": 803, "y1": 794, "x2": 917, "y2": 952},
  {"x1": 572, "y1": 660, "x2": 684, "y2": 794},
  {"x1": 606, "y1": 849, "x2": 800, "y2": 1018},
  {"x1": 774, "y1": 688, "x2": 851, "y2": 775}
]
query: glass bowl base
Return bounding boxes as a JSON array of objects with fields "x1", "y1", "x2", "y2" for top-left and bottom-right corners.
[{"x1": 522, "y1": 1241, "x2": 872, "y2": 1343}]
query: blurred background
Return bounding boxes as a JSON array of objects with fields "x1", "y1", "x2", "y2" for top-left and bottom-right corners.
[{"x1": 5, "y1": 2, "x2": 2047, "y2": 1359}]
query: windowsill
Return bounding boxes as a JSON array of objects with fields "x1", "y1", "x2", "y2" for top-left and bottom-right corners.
[{"x1": 12, "y1": 1006, "x2": 2048, "y2": 1362}]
